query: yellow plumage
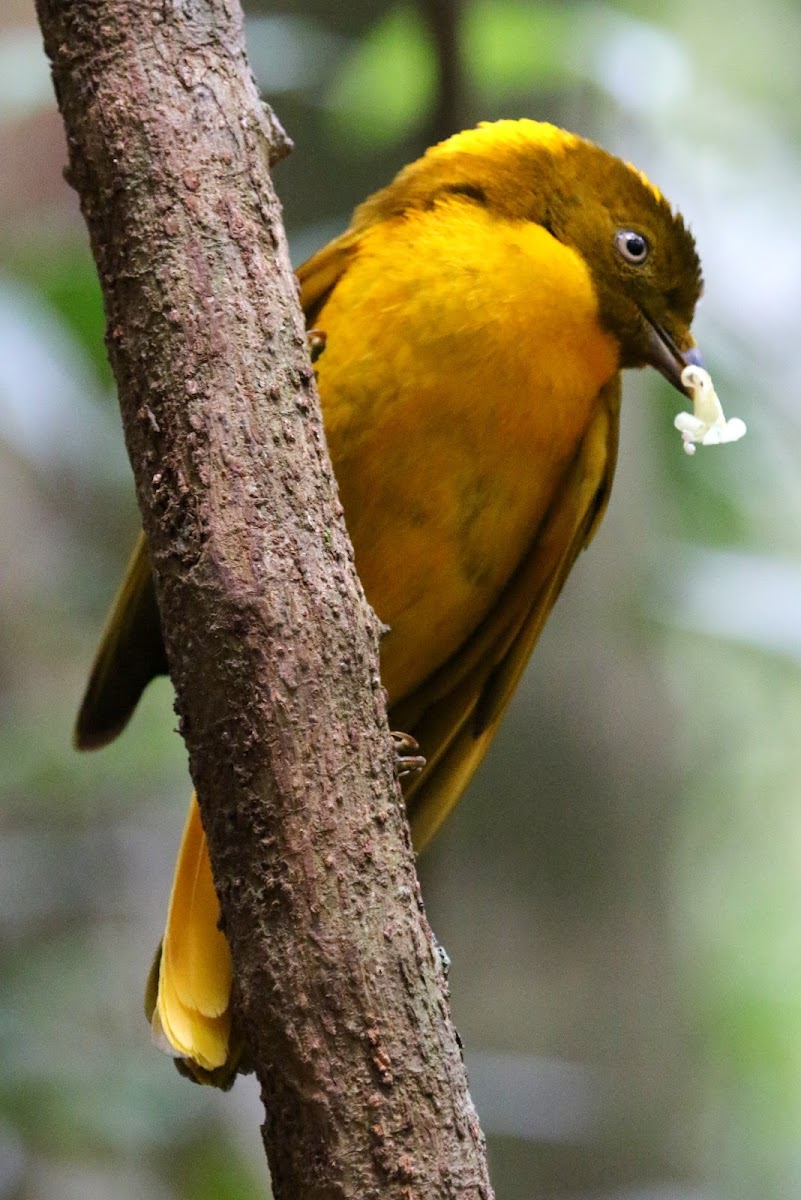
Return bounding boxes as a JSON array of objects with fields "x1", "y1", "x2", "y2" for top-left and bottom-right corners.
[
  {"x1": 152, "y1": 795, "x2": 232, "y2": 1070},
  {"x1": 76, "y1": 119, "x2": 704, "y2": 1083}
]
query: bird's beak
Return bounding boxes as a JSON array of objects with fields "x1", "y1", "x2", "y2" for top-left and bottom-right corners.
[{"x1": 644, "y1": 318, "x2": 704, "y2": 398}]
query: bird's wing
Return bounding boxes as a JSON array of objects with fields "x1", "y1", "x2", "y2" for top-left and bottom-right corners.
[
  {"x1": 74, "y1": 532, "x2": 168, "y2": 749},
  {"x1": 74, "y1": 231, "x2": 361, "y2": 750},
  {"x1": 296, "y1": 230, "x2": 360, "y2": 325},
  {"x1": 394, "y1": 376, "x2": 621, "y2": 851}
]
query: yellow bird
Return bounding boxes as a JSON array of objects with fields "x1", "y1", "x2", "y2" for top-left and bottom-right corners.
[{"x1": 75, "y1": 119, "x2": 704, "y2": 1086}]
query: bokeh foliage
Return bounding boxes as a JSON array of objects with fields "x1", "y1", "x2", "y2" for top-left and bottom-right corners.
[{"x1": 2, "y1": 2, "x2": 800, "y2": 1197}]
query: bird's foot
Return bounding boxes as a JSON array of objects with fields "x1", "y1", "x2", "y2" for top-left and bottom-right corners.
[
  {"x1": 391, "y1": 731, "x2": 426, "y2": 778},
  {"x1": 307, "y1": 328, "x2": 327, "y2": 363}
]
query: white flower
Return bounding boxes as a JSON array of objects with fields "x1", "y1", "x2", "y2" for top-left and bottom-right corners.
[{"x1": 674, "y1": 364, "x2": 747, "y2": 457}]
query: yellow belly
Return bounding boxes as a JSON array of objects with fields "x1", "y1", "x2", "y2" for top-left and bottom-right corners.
[{"x1": 314, "y1": 199, "x2": 619, "y2": 703}]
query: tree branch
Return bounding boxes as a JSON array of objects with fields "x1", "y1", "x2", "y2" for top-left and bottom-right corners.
[
  {"x1": 34, "y1": 1, "x2": 494, "y2": 1196},
  {"x1": 421, "y1": 0, "x2": 468, "y2": 142}
]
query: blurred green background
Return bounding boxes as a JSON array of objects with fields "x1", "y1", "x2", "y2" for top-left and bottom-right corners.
[{"x1": 2, "y1": 0, "x2": 800, "y2": 1196}]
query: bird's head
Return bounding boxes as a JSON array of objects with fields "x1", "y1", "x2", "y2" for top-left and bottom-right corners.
[
  {"x1": 543, "y1": 137, "x2": 704, "y2": 394},
  {"x1": 359, "y1": 119, "x2": 705, "y2": 397}
]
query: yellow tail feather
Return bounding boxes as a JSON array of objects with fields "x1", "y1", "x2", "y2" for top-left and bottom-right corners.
[{"x1": 152, "y1": 794, "x2": 232, "y2": 1072}]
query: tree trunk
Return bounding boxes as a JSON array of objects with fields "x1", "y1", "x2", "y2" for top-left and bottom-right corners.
[{"x1": 33, "y1": 1, "x2": 494, "y2": 1197}]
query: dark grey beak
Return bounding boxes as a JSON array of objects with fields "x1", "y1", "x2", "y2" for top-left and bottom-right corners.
[{"x1": 644, "y1": 319, "x2": 704, "y2": 397}]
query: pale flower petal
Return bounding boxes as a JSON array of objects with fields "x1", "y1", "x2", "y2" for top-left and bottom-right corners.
[{"x1": 673, "y1": 364, "x2": 746, "y2": 457}]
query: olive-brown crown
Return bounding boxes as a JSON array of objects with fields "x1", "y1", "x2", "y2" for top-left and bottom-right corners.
[{"x1": 353, "y1": 119, "x2": 703, "y2": 368}]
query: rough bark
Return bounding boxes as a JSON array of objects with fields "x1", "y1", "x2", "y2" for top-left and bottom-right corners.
[{"x1": 35, "y1": 1, "x2": 494, "y2": 1197}]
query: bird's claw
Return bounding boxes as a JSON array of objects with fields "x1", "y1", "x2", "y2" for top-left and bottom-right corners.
[
  {"x1": 391, "y1": 731, "x2": 426, "y2": 778},
  {"x1": 307, "y1": 328, "x2": 327, "y2": 363}
]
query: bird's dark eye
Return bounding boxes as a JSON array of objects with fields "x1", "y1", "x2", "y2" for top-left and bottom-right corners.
[{"x1": 615, "y1": 229, "x2": 649, "y2": 264}]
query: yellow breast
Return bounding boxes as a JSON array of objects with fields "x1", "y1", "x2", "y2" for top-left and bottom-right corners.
[{"x1": 314, "y1": 199, "x2": 620, "y2": 702}]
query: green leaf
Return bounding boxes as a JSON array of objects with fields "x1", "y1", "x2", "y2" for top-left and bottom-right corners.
[{"x1": 324, "y1": 5, "x2": 436, "y2": 147}]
